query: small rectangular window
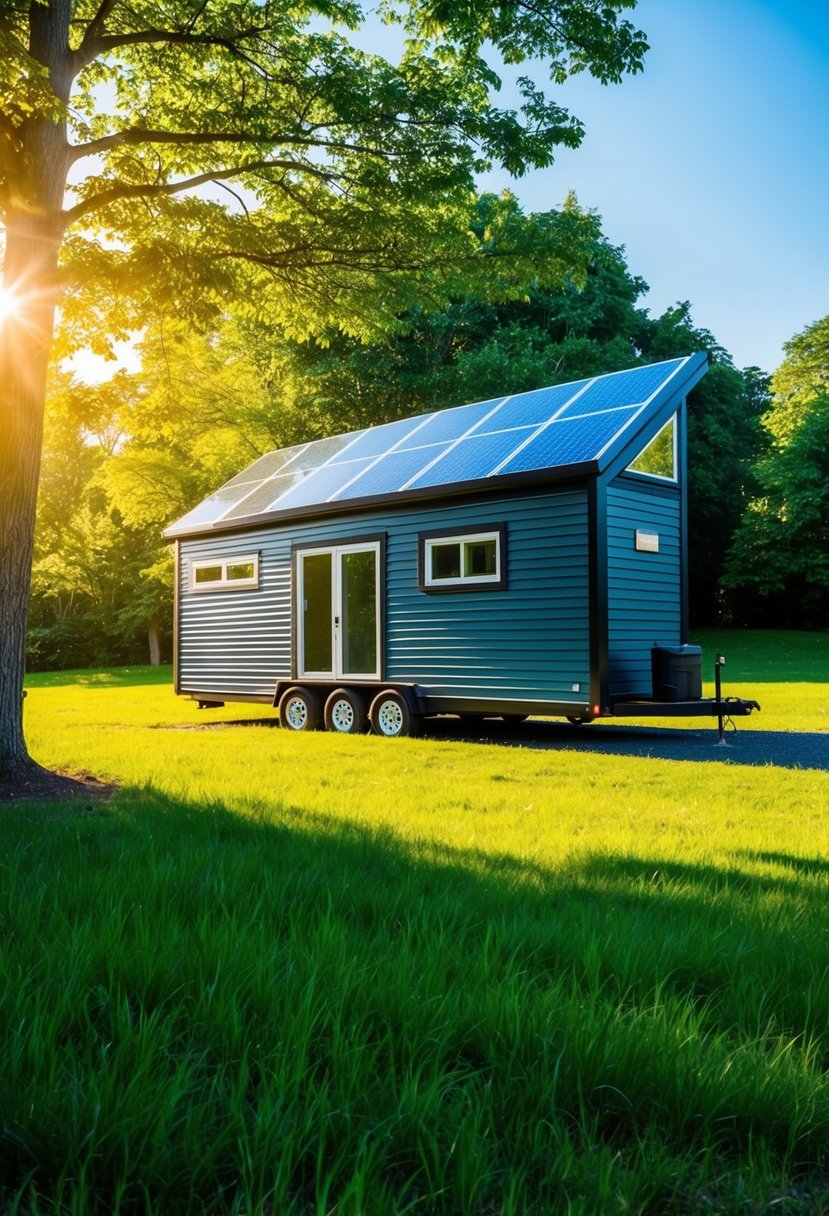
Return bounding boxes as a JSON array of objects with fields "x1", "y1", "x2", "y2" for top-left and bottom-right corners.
[
  {"x1": 190, "y1": 554, "x2": 259, "y2": 591},
  {"x1": 194, "y1": 564, "x2": 223, "y2": 585},
  {"x1": 227, "y1": 560, "x2": 255, "y2": 581},
  {"x1": 419, "y1": 526, "x2": 506, "y2": 591},
  {"x1": 432, "y1": 543, "x2": 462, "y2": 581}
]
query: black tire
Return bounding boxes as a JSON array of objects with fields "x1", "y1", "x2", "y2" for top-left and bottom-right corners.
[
  {"x1": 566, "y1": 716, "x2": 593, "y2": 726},
  {"x1": 278, "y1": 686, "x2": 322, "y2": 732},
  {"x1": 369, "y1": 689, "x2": 419, "y2": 738},
  {"x1": 324, "y1": 688, "x2": 368, "y2": 735},
  {"x1": 500, "y1": 713, "x2": 528, "y2": 723}
]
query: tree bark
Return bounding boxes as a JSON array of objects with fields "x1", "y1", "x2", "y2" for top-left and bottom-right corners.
[
  {"x1": 147, "y1": 618, "x2": 162, "y2": 666},
  {"x1": 0, "y1": 0, "x2": 71, "y2": 781}
]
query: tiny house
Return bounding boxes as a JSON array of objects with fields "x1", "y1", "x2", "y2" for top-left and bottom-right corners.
[{"x1": 165, "y1": 353, "x2": 744, "y2": 736}]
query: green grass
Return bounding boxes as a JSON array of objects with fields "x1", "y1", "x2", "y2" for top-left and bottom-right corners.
[
  {"x1": 3, "y1": 630, "x2": 829, "y2": 1215},
  {"x1": 684, "y1": 630, "x2": 828, "y2": 733}
]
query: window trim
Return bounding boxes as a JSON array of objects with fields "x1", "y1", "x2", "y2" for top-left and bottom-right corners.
[
  {"x1": 190, "y1": 553, "x2": 260, "y2": 592},
  {"x1": 418, "y1": 523, "x2": 507, "y2": 592}
]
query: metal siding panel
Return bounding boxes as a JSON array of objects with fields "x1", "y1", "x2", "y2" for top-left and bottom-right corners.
[
  {"x1": 179, "y1": 534, "x2": 292, "y2": 695},
  {"x1": 178, "y1": 489, "x2": 591, "y2": 706},
  {"x1": 383, "y1": 491, "x2": 589, "y2": 700},
  {"x1": 606, "y1": 480, "x2": 682, "y2": 698}
]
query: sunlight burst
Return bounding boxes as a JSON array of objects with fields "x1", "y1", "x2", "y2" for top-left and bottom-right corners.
[{"x1": 0, "y1": 285, "x2": 21, "y2": 324}]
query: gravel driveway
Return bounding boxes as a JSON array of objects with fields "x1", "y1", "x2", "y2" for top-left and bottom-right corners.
[{"x1": 422, "y1": 717, "x2": 829, "y2": 772}]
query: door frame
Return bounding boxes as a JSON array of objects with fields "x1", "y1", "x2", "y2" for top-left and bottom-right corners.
[{"x1": 291, "y1": 533, "x2": 386, "y2": 682}]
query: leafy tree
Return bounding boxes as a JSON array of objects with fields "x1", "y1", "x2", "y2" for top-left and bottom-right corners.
[
  {"x1": 264, "y1": 192, "x2": 648, "y2": 424},
  {"x1": 724, "y1": 316, "x2": 829, "y2": 627},
  {"x1": 635, "y1": 302, "x2": 768, "y2": 625},
  {"x1": 30, "y1": 322, "x2": 281, "y2": 670},
  {"x1": 0, "y1": 0, "x2": 648, "y2": 780},
  {"x1": 27, "y1": 368, "x2": 167, "y2": 669}
]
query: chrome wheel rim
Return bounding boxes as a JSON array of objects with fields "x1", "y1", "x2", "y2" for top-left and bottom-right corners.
[
  {"x1": 330, "y1": 699, "x2": 354, "y2": 732},
  {"x1": 285, "y1": 697, "x2": 308, "y2": 730},
  {"x1": 377, "y1": 700, "x2": 404, "y2": 736}
]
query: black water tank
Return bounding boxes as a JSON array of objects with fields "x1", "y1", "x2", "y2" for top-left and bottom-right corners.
[{"x1": 651, "y1": 644, "x2": 702, "y2": 702}]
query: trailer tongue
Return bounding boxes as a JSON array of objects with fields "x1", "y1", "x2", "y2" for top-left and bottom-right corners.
[
  {"x1": 609, "y1": 651, "x2": 760, "y2": 744},
  {"x1": 608, "y1": 696, "x2": 761, "y2": 718}
]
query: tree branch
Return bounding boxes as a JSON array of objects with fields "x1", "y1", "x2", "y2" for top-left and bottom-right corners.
[
  {"x1": 77, "y1": 0, "x2": 121, "y2": 48},
  {"x1": 62, "y1": 158, "x2": 341, "y2": 224},
  {"x1": 66, "y1": 127, "x2": 404, "y2": 166},
  {"x1": 72, "y1": 25, "x2": 269, "y2": 73}
]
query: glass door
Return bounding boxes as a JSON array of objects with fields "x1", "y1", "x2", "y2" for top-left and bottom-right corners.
[
  {"x1": 298, "y1": 542, "x2": 380, "y2": 680},
  {"x1": 299, "y1": 550, "x2": 334, "y2": 677}
]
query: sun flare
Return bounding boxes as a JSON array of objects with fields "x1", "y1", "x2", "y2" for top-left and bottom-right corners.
[{"x1": 0, "y1": 285, "x2": 21, "y2": 323}]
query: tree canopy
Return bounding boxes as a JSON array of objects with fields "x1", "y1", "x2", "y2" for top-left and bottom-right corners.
[
  {"x1": 0, "y1": 0, "x2": 649, "y2": 780},
  {"x1": 724, "y1": 315, "x2": 829, "y2": 628}
]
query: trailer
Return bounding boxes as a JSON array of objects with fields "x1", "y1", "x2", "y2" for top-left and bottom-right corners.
[{"x1": 164, "y1": 354, "x2": 760, "y2": 736}]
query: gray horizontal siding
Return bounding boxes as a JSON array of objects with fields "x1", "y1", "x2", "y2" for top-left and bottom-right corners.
[
  {"x1": 606, "y1": 479, "x2": 681, "y2": 698},
  {"x1": 177, "y1": 488, "x2": 590, "y2": 706},
  {"x1": 178, "y1": 534, "x2": 291, "y2": 696},
  {"x1": 385, "y1": 492, "x2": 588, "y2": 700}
]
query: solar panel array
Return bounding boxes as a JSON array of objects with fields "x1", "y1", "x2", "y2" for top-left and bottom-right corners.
[{"x1": 168, "y1": 357, "x2": 692, "y2": 535}]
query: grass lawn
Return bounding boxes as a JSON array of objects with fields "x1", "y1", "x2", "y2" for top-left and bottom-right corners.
[{"x1": 3, "y1": 630, "x2": 828, "y2": 1214}]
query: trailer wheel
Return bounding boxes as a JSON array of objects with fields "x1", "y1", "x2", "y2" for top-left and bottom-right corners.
[
  {"x1": 369, "y1": 689, "x2": 419, "y2": 738},
  {"x1": 324, "y1": 688, "x2": 368, "y2": 734},
  {"x1": 566, "y1": 716, "x2": 593, "y2": 726},
  {"x1": 278, "y1": 686, "x2": 321, "y2": 732},
  {"x1": 500, "y1": 713, "x2": 528, "y2": 723}
]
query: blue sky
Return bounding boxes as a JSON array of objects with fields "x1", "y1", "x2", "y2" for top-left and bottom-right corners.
[{"x1": 475, "y1": 0, "x2": 829, "y2": 373}]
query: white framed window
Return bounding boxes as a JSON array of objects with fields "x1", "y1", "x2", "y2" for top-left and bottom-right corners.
[
  {"x1": 190, "y1": 554, "x2": 259, "y2": 592},
  {"x1": 419, "y1": 525, "x2": 506, "y2": 591}
]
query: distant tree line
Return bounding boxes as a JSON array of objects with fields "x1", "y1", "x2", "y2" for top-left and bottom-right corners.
[{"x1": 28, "y1": 195, "x2": 826, "y2": 669}]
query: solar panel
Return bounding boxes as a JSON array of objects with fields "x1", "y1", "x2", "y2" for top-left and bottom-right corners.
[
  {"x1": 285, "y1": 431, "x2": 369, "y2": 470},
  {"x1": 168, "y1": 482, "x2": 269, "y2": 533},
  {"x1": 222, "y1": 470, "x2": 318, "y2": 519},
  {"x1": 474, "y1": 380, "x2": 593, "y2": 433},
  {"x1": 265, "y1": 458, "x2": 378, "y2": 511},
  {"x1": 394, "y1": 397, "x2": 507, "y2": 448},
  {"x1": 327, "y1": 415, "x2": 436, "y2": 462},
  {"x1": 498, "y1": 408, "x2": 642, "y2": 475},
  {"x1": 558, "y1": 360, "x2": 684, "y2": 418},
  {"x1": 334, "y1": 443, "x2": 454, "y2": 500},
  {"x1": 218, "y1": 450, "x2": 301, "y2": 489},
  {"x1": 406, "y1": 428, "x2": 537, "y2": 489},
  {"x1": 164, "y1": 354, "x2": 706, "y2": 537}
]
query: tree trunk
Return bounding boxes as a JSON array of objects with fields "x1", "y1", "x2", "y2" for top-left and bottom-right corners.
[
  {"x1": 148, "y1": 618, "x2": 162, "y2": 666},
  {"x1": 0, "y1": 0, "x2": 71, "y2": 781}
]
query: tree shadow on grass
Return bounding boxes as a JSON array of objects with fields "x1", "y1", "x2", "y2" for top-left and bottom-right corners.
[{"x1": 4, "y1": 788, "x2": 829, "y2": 1214}]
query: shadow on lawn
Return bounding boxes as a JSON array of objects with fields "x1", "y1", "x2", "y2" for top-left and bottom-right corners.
[{"x1": 5, "y1": 786, "x2": 829, "y2": 1212}]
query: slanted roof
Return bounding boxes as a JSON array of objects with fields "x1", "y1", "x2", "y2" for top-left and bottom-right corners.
[{"x1": 164, "y1": 352, "x2": 707, "y2": 539}]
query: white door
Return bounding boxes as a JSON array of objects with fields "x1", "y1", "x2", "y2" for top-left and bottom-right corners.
[{"x1": 297, "y1": 542, "x2": 381, "y2": 680}]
